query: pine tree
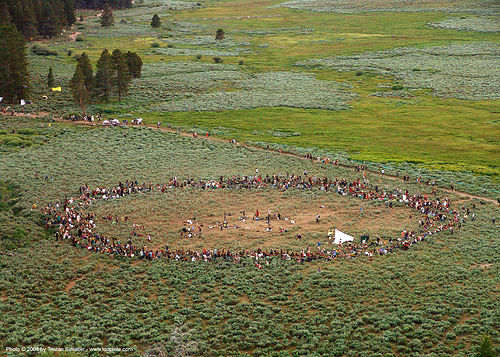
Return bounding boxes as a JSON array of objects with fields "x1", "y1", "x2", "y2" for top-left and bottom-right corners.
[
  {"x1": 47, "y1": 66, "x2": 55, "y2": 88},
  {"x1": 126, "y1": 51, "x2": 143, "y2": 78},
  {"x1": 2, "y1": 0, "x2": 77, "y2": 40},
  {"x1": 14, "y1": 0, "x2": 38, "y2": 39},
  {"x1": 38, "y1": 2, "x2": 61, "y2": 38},
  {"x1": 0, "y1": 2, "x2": 12, "y2": 26},
  {"x1": 0, "y1": 24, "x2": 29, "y2": 103},
  {"x1": 151, "y1": 14, "x2": 160, "y2": 28},
  {"x1": 215, "y1": 28, "x2": 224, "y2": 41},
  {"x1": 93, "y1": 49, "x2": 112, "y2": 102},
  {"x1": 64, "y1": 0, "x2": 77, "y2": 27},
  {"x1": 111, "y1": 49, "x2": 131, "y2": 100},
  {"x1": 70, "y1": 65, "x2": 89, "y2": 117},
  {"x1": 75, "y1": 0, "x2": 133, "y2": 9},
  {"x1": 77, "y1": 52, "x2": 93, "y2": 91},
  {"x1": 100, "y1": 3, "x2": 114, "y2": 27},
  {"x1": 476, "y1": 336, "x2": 495, "y2": 357}
]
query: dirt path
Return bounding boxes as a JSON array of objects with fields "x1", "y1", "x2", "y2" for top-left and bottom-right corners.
[
  {"x1": 52, "y1": 118, "x2": 498, "y2": 205},
  {"x1": 1, "y1": 111, "x2": 50, "y2": 118}
]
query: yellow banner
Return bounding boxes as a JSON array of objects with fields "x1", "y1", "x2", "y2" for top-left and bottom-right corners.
[{"x1": 51, "y1": 87, "x2": 62, "y2": 92}]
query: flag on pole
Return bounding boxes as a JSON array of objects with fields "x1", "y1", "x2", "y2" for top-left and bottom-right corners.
[{"x1": 51, "y1": 87, "x2": 62, "y2": 92}]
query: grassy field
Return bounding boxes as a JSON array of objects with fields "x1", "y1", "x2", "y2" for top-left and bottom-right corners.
[
  {"x1": 0, "y1": 117, "x2": 498, "y2": 355},
  {"x1": 17, "y1": 0, "x2": 499, "y2": 179}
]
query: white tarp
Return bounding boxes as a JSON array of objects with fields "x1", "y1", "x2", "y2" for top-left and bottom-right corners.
[{"x1": 334, "y1": 229, "x2": 354, "y2": 244}]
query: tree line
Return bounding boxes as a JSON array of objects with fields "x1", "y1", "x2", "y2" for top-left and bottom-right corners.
[
  {"x1": 70, "y1": 50, "x2": 142, "y2": 116},
  {"x1": 0, "y1": 23, "x2": 29, "y2": 104},
  {"x1": 1, "y1": 0, "x2": 132, "y2": 39},
  {"x1": 1, "y1": 0, "x2": 75, "y2": 39},
  {"x1": 74, "y1": 0, "x2": 132, "y2": 9}
]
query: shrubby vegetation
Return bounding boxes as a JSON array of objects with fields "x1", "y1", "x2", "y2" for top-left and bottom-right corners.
[
  {"x1": 0, "y1": 118, "x2": 498, "y2": 355},
  {"x1": 296, "y1": 43, "x2": 500, "y2": 100},
  {"x1": 152, "y1": 46, "x2": 249, "y2": 57},
  {"x1": 274, "y1": 0, "x2": 499, "y2": 15},
  {"x1": 428, "y1": 16, "x2": 500, "y2": 33},
  {"x1": 151, "y1": 71, "x2": 355, "y2": 112},
  {"x1": 0, "y1": 0, "x2": 498, "y2": 353},
  {"x1": 31, "y1": 45, "x2": 58, "y2": 57}
]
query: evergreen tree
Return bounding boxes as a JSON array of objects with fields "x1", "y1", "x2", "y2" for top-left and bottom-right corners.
[
  {"x1": 215, "y1": 28, "x2": 224, "y2": 41},
  {"x1": 47, "y1": 66, "x2": 55, "y2": 88},
  {"x1": 64, "y1": 0, "x2": 77, "y2": 27},
  {"x1": 151, "y1": 14, "x2": 160, "y2": 28},
  {"x1": 100, "y1": 3, "x2": 114, "y2": 27},
  {"x1": 3, "y1": 0, "x2": 77, "y2": 40},
  {"x1": 70, "y1": 65, "x2": 89, "y2": 117},
  {"x1": 0, "y1": 2, "x2": 13, "y2": 26},
  {"x1": 74, "y1": 0, "x2": 133, "y2": 9},
  {"x1": 93, "y1": 49, "x2": 112, "y2": 102},
  {"x1": 476, "y1": 336, "x2": 496, "y2": 357},
  {"x1": 38, "y1": 2, "x2": 61, "y2": 38},
  {"x1": 126, "y1": 51, "x2": 143, "y2": 78},
  {"x1": 111, "y1": 49, "x2": 131, "y2": 100},
  {"x1": 77, "y1": 52, "x2": 94, "y2": 91},
  {"x1": 13, "y1": 0, "x2": 38, "y2": 39},
  {"x1": 0, "y1": 24, "x2": 29, "y2": 103}
]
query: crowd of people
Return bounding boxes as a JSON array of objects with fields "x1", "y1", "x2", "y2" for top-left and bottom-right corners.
[{"x1": 41, "y1": 172, "x2": 472, "y2": 265}]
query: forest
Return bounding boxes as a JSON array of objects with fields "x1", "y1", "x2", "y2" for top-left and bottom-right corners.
[{"x1": 1, "y1": 0, "x2": 132, "y2": 39}]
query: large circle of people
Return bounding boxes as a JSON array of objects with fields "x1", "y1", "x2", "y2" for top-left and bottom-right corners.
[{"x1": 41, "y1": 172, "x2": 472, "y2": 266}]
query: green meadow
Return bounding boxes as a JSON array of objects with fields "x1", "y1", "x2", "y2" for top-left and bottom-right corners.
[{"x1": 20, "y1": 0, "x2": 500, "y2": 179}]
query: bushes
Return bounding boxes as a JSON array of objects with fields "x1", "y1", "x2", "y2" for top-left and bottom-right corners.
[
  {"x1": 17, "y1": 128, "x2": 38, "y2": 135},
  {"x1": 213, "y1": 56, "x2": 223, "y2": 63},
  {"x1": 0, "y1": 114, "x2": 497, "y2": 356},
  {"x1": 31, "y1": 45, "x2": 58, "y2": 56},
  {"x1": 0, "y1": 135, "x2": 33, "y2": 147},
  {"x1": 297, "y1": 43, "x2": 500, "y2": 100}
]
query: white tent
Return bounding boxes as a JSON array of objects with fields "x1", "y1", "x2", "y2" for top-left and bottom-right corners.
[{"x1": 334, "y1": 229, "x2": 354, "y2": 244}]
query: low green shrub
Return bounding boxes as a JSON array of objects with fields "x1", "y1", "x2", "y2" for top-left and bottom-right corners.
[{"x1": 31, "y1": 45, "x2": 58, "y2": 56}]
